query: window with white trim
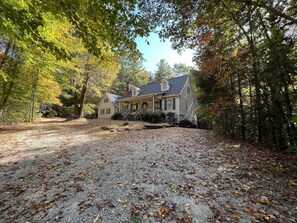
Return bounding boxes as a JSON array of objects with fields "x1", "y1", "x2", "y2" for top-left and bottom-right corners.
[
  {"x1": 100, "y1": 109, "x2": 105, "y2": 115},
  {"x1": 132, "y1": 87, "x2": 140, "y2": 96},
  {"x1": 161, "y1": 80, "x2": 169, "y2": 91},
  {"x1": 104, "y1": 98, "x2": 108, "y2": 103},
  {"x1": 106, "y1": 108, "x2": 111, "y2": 114},
  {"x1": 167, "y1": 98, "x2": 173, "y2": 110}
]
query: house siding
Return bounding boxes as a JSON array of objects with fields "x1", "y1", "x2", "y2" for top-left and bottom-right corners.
[
  {"x1": 98, "y1": 94, "x2": 116, "y2": 119},
  {"x1": 179, "y1": 78, "x2": 197, "y2": 122}
]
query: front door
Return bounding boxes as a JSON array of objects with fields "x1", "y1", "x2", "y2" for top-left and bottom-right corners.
[{"x1": 142, "y1": 102, "x2": 147, "y2": 113}]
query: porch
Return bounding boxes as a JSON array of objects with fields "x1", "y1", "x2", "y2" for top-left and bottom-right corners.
[{"x1": 118, "y1": 95, "x2": 163, "y2": 120}]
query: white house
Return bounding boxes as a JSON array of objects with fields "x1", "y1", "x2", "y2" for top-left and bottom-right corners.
[
  {"x1": 97, "y1": 92, "x2": 120, "y2": 119},
  {"x1": 98, "y1": 75, "x2": 197, "y2": 123}
]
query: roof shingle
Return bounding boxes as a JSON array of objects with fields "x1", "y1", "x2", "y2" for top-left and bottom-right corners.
[{"x1": 119, "y1": 75, "x2": 189, "y2": 100}]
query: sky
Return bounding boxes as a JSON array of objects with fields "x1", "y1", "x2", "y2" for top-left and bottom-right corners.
[{"x1": 136, "y1": 33, "x2": 196, "y2": 73}]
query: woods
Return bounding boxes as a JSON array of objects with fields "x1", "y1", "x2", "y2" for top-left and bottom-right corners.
[
  {"x1": 1, "y1": 0, "x2": 296, "y2": 150},
  {"x1": 0, "y1": 0, "x2": 148, "y2": 121},
  {"x1": 139, "y1": 0, "x2": 297, "y2": 150},
  {"x1": 1, "y1": 1, "x2": 297, "y2": 222}
]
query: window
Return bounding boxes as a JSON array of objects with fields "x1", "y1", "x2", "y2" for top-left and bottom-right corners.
[
  {"x1": 104, "y1": 98, "x2": 108, "y2": 103},
  {"x1": 132, "y1": 87, "x2": 140, "y2": 96},
  {"x1": 167, "y1": 98, "x2": 173, "y2": 110},
  {"x1": 106, "y1": 108, "x2": 111, "y2": 114},
  {"x1": 161, "y1": 80, "x2": 169, "y2": 91},
  {"x1": 187, "y1": 86, "x2": 191, "y2": 94},
  {"x1": 186, "y1": 101, "x2": 188, "y2": 111},
  {"x1": 161, "y1": 83, "x2": 168, "y2": 91},
  {"x1": 100, "y1": 109, "x2": 105, "y2": 115}
]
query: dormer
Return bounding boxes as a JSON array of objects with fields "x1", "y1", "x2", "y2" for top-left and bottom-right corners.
[
  {"x1": 161, "y1": 79, "x2": 170, "y2": 91},
  {"x1": 131, "y1": 85, "x2": 140, "y2": 96}
]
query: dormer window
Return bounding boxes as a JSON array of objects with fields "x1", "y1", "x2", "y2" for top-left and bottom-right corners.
[
  {"x1": 132, "y1": 86, "x2": 140, "y2": 96},
  {"x1": 161, "y1": 80, "x2": 169, "y2": 91}
]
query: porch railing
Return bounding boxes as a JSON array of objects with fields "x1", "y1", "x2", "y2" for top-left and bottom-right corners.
[
  {"x1": 121, "y1": 110, "x2": 132, "y2": 119},
  {"x1": 134, "y1": 108, "x2": 144, "y2": 120}
]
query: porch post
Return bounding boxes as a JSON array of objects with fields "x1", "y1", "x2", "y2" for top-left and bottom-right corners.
[{"x1": 152, "y1": 95, "x2": 155, "y2": 113}]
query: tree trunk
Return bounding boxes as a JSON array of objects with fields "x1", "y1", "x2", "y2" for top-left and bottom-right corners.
[
  {"x1": 73, "y1": 73, "x2": 90, "y2": 119},
  {"x1": 237, "y1": 71, "x2": 246, "y2": 139},
  {"x1": 29, "y1": 70, "x2": 39, "y2": 122}
]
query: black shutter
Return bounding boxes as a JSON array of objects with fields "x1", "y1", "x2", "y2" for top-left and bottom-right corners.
[
  {"x1": 164, "y1": 99, "x2": 167, "y2": 111},
  {"x1": 173, "y1": 98, "x2": 176, "y2": 110},
  {"x1": 160, "y1": 100, "x2": 162, "y2": 109}
]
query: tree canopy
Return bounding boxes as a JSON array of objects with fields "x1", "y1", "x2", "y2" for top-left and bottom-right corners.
[
  {"x1": 139, "y1": 0, "x2": 297, "y2": 150},
  {"x1": 154, "y1": 59, "x2": 172, "y2": 81},
  {"x1": 0, "y1": 0, "x2": 150, "y2": 59}
]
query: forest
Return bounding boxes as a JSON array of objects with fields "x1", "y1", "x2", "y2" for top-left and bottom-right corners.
[{"x1": 0, "y1": 0, "x2": 296, "y2": 151}]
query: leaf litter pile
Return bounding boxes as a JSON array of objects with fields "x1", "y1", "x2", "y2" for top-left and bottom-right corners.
[{"x1": 0, "y1": 118, "x2": 296, "y2": 222}]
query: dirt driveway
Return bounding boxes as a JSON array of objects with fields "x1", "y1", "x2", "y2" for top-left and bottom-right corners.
[{"x1": 0, "y1": 118, "x2": 296, "y2": 223}]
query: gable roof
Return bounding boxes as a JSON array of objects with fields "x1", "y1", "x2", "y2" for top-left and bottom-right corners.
[
  {"x1": 105, "y1": 92, "x2": 121, "y2": 105},
  {"x1": 120, "y1": 75, "x2": 189, "y2": 100}
]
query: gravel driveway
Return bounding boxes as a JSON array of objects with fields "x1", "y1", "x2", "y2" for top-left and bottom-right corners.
[{"x1": 0, "y1": 118, "x2": 296, "y2": 223}]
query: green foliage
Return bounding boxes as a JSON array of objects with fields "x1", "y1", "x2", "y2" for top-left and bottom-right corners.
[
  {"x1": 285, "y1": 146, "x2": 297, "y2": 155},
  {"x1": 112, "y1": 57, "x2": 149, "y2": 95},
  {"x1": 172, "y1": 63, "x2": 193, "y2": 77},
  {"x1": 154, "y1": 59, "x2": 172, "y2": 81},
  {"x1": 111, "y1": 112, "x2": 123, "y2": 120},
  {"x1": 0, "y1": 0, "x2": 151, "y2": 59},
  {"x1": 83, "y1": 103, "x2": 97, "y2": 118},
  {"x1": 142, "y1": 113, "x2": 163, "y2": 123},
  {"x1": 179, "y1": 119, "x2": 196, "y2": 128},
  {"x1": 139, "y1": 0, "x2": 297, "y2": 150}
]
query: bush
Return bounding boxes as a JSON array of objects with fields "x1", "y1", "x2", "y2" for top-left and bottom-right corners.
[
  {"x1": 166, "y1": 112, "x2": 176, "y2": 123},
  {"x1": 111, "y1": 112, "x2": 123, "y2": 120},
  {"x1": 179, "y1": 119, "x2": 196, "y2": 128},
  {"x1": 285, "y1": 146, "x2": 297, "y2": 155},
  {"x1": 142, "y1": 113, "x2": 151, "y2": 122},
  {"x1": 166, "y1": 112, "x2": 175, "y2": 118},
  {"x1": 150, "y1": 113, "x2": 162, "y2": 123},
  {"x1": 142, "y1": 113, "x2": 163, "y2": 123},
  {"x1": 83, "y1": 103, "x2": 98, "y2": 119},
  {"x1": 160, "y1": 112, "x2": 166, "y2": 121}
]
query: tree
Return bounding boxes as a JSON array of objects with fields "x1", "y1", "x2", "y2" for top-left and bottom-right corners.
[
  {"x1": 139, "y1": 0, "x2": 297, "y2": 150},
  {"x1": 112, "y1": 57, "x2": 149, "y2": 95},
  {"x1": 0, "y1": 38, "x2": 62, "y2": 122},
  {"x1": 0, "y1": 12, "x2": 121, "y2": 121},
  {"x1": 0, "y1": 0, "x2": 151, "y2": 59},
  {"x1": 154, "y1": 59, "x2": 172, "y2": 81},
  {"x1": 172, "y1": 63, "x2": 192, "y2": 77}
]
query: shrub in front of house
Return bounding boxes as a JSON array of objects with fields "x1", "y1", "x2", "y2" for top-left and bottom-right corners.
[
  {"x1": 142, "y1": 113, "x2": 163, "y2": 123},
  {"x1": 150, "y1": 113, "x2": 162, "y2": 123},
  {"x1": 179, "y1": 119, "x2": 196, "y2": 128},
  {"x1": 166, "y1": 112, "x2": 176, "y2": 123},
  {"x1": 111, "y1": 112, "x2": 123, "y2": 120},
  {"x1": 160, "y1": 112, "x2": 166, "y2": 121},
  {"x1": 142, "y1": 113, "x2": 152, "y2": 122}
]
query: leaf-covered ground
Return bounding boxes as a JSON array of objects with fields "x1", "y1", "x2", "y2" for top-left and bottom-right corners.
[{"x1": 0, "y1": 118, "x2": 296, "y2": 223}]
